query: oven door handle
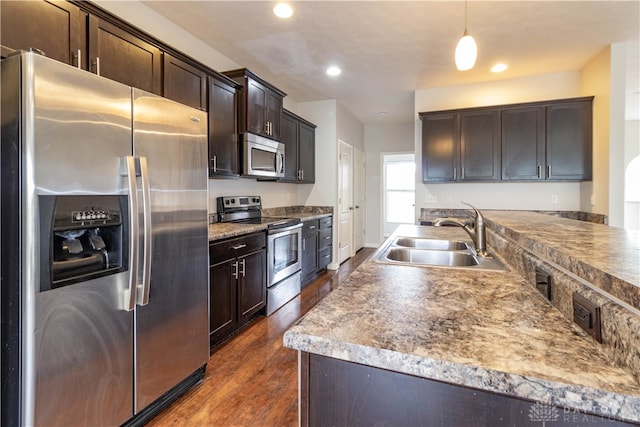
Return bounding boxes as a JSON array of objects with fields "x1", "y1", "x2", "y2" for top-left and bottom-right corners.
[{"x1": 267, "y1": 223, "x2": 303, "y2": 234}]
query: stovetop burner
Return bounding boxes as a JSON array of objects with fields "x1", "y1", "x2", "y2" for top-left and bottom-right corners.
[{"x1": 216, "y1": 196, "x2": 300, "y2": 230}]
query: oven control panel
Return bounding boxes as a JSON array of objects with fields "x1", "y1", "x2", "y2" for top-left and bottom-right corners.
[{"x1": 217, "y1": 195, "x2": 261, "y2": 212}]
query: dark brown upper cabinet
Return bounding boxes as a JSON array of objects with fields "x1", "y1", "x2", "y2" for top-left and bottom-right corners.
[
  {"x1": 281, "y1": 111, "x2": 299, "y2": 182},
  {"x1": 208, "y1": 76, "x2": 240, "y2": 178},
  {"x1": 298, "y1": 120, "x2": 316, "y2": 183},
  {"x1": 1, "y1": 0, "x2": 87, "y2": 68},
  {"x1": 88, "y1": 16, "x2": 162, "y2": 94},
  {"x1": 545, "y1": 100, "x2": 593, "y2": 181},
  {"x1": 420, "y1": 113, "x2": 459, "y2": 182},
  {"x1": 501, "y1": 106, "x2": 546, "y2": 180},
  {"x1": 421, "y1": 97, "x2": 593, "y2": 183},
  {"x1": 163, "y1": 53, "x2": 207, "y2": 111},
  {"x1": 502, "y1": 98, "x2": 593, "y2": 181},
  {"x1": 280, "y1": 110, "x2": 316, "y2": 183},
  {"x1": 460, "y1": 110, "x2": 500, "y2": 181},
  {"x1": 223, "y1": 68, "x2": 286, "y2": 141},
  {"x1": 420, "y1": 110, "x2": 498, "y2": 183}
]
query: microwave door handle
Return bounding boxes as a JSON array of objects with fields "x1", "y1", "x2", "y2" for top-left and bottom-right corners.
[
  {"x1": 123, "y1": 156, "x2": 139, "y2": 312},
  {"x1": 276, "y1": 152, "x2": 284, "y2": 175},
  {"x1": 137, "y1": 156, "x2": 152, "y2": 307}
]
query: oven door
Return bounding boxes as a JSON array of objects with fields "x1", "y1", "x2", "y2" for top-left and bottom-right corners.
[{"x1": 267, "y1": 224, "x2": 302, "y2": 286}]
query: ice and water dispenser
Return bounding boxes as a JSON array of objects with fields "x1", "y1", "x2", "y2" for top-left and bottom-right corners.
[{"x1": 39, "y1": 195, "x2": 128, "y2": 291}]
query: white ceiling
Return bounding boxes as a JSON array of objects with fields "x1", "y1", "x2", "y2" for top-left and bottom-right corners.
[{"x1": 142, "y1": 1, "x2": 640, "y2": 124}]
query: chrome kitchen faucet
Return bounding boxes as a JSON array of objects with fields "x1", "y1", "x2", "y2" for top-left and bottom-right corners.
[{"x1": 433, "y1": 202, "x2": 489, "y2": 257}]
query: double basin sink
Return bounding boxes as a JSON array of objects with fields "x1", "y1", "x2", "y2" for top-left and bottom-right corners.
[{"x1": 376, "y1": 237, "x2": 505, "y2": 271}]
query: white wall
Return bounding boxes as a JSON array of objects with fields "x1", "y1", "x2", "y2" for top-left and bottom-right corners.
[
  {"x1": 364, "y1": 123, "x2": 415, "y2": 246},
  {"x1": 414, "y1": 71, "x2": 583, "y2": 216},
  {"x1": 297, "y1": 100, "x2": 337, "y2": 207},
  {"x1": 337, "y1": 104, "x2": 364, "y2": 152}
]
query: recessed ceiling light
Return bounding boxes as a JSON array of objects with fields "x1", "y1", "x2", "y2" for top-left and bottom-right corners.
[
  {"x1": 273, "y1": 3, "x2": 293, "y2": 18},
  {"x1": 326, "y1": 66, "x2": 341, "y2": 77},
  {"x1": 491, "y1": 63, "x2": 508, "y2": 73},
  {"x1": 379, "y1": 111, "x2": 389, "y2": 115}
]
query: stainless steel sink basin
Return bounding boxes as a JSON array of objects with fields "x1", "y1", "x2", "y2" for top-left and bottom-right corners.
[
  {"x1": 385, "y1": 248, "x2": 478, "y2": 267},
  {"x1": 375, "y1": 239, "x2": 506, "y2": 271},
  {"x1": 393, "y1": 237, "x2": 469, "y2": 251}
]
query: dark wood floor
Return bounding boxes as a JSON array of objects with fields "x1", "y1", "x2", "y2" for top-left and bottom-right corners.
[{"x1": 147, "y1": 248, "x2": 375, "y2": 426}]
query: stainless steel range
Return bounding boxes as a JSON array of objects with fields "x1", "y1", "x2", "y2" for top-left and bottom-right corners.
[{"x1": 217, "y1": 196, "x2": 302, "y2": 315}]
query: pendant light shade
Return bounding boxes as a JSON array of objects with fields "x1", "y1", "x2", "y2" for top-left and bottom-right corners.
[
  {"x1": 455, "y1": 31, "x2": 477, "y2": 71},
  {"x1": 455, "y1": 0, "x2": 477, "y2": 71}
]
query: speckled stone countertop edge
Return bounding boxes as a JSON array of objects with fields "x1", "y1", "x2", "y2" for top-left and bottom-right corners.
[
  {"x1": 283, "y1": 330, "x2": 640, "y2": 422},
  {"x1": 482, "y1": 213, "x2": 640, "y2": 311},
  {"x1": 208, "y1": 211, "x2": 332, "y2": 241}
]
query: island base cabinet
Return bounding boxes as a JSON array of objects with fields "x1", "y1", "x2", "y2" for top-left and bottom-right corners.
[{"x1": 300, "y1": 352, "x2": 634, "y2": 427}]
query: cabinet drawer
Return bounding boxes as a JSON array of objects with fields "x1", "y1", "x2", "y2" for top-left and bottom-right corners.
[
  {"x1": 318, "y1": 229, "x2": 332, "y2": 250},
  {"x1": 302, "y1": 219, "x2": 319, "y2": 236},
  {"x1": 210, "y1": 232, "x2": 266, "y2": 263},
  {"x1": 319, "y1": 216, "x2": 332, "y2": 229},
  {"x1": 318, "y1": 246, "x2": 332, "y2": 270}
]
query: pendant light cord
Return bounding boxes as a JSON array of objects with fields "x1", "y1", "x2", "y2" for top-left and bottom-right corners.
[{"x1": 464, "y1": 0, "x2": 468, "y2": 33}]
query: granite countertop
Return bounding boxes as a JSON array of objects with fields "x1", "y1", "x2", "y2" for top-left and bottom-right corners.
[
  {"x1": 482, "y1": 211, "x2": 640, "y2": 310},
  {"x1": 283, "y1": 221, "x2": 640, "y2": 422},
  {"x1": 208, "y1": 211, "x2": 332, "y2": 241}
]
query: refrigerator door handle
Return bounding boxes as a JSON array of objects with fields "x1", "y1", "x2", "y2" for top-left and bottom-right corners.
[
  {"x1": 123, "y1": 156, "x2": 140, "y2": 311},
  {"x1": 137, "y1": 156, "x2": 153, "y2": 306}
]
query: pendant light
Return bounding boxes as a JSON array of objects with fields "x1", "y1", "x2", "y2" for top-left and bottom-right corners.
[{"x1": 455, "y1": 0, "x2": 477, "y2": 71}]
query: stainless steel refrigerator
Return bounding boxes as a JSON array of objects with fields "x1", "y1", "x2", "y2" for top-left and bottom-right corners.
[{"x1": 1, "y1": 51, "x2": 210, "y2": 426}]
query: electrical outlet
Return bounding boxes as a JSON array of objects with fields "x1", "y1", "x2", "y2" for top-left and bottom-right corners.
[
  {"x1": 424, "y1": 195, "x2": 438, "y2": 204},
  {"x1": 550, "y1": 194, "x2": 558, "y2": 205},
  {"x1": 572, "y1": 292, "x2": 602, "y2": 343}
]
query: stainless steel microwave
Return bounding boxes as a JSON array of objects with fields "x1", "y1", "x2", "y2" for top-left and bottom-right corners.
[{"x1": 242, "y1": 133, "x2": 285, "y2": 178}]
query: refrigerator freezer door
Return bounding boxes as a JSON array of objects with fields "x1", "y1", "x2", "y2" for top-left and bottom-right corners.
[
  {"x1": 18, "y1": 53, "x2": 135, "y2": 425},
  {"x1": 132, "y1": 89, "x2": 209, "y2": 411}
]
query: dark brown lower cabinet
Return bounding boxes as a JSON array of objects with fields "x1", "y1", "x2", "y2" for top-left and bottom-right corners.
[
  {"x1": 209, "y1": 232, "x2": 266, "y2": 348},
  {"x1": 301, "y1": 216, "x2": 332, "y2": 287},
  {"x1": 301, "y1": 353, "x2": 634, "y2": 427}
]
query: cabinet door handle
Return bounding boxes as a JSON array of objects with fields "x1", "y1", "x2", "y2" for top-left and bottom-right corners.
[
  {"x1": 240, "y1": 259, "x2": 246, "y2": 277},
  {"x1": 302, "y1": 239, "x2": 306, "y2": 251},
  {"x1": 308, "y1": 225, "x2": 316, "y2": 230},
  {"x1": 301, "y1": 169, "x2": 304, "y2": 181},
  {"x1": 91, "y1": 57, "x2": 101, "y2": 75},
  {"x1": 355, "y1": 205, "x2": 360, "y2": 209},
  {"x1": 74, "y1": 49, "x2": 82, "y2": 69},
  {"x1": 232, "y1": 261, "x2": 239, "y2": 279},
  {"x1": 537, "y1": 165, "x2": 542, "y2": 179},
  {"x1": 453, "y1": 167, "x2": 457, "y2": 180},
  {"x1": 232, "y1": 243, "x2": 247, "y2": 250},
  {"x1": 461, "y1": 167, "x2": 465, "y2": 179},
  {"x1": 547, "y1": 164, "x2": 552, "y2": 178},
  {"x1": 324, "y1": 236, "x2": 331, "y2": 240}
]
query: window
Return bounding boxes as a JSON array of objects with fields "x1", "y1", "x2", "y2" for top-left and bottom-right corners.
[{"x1": 383, "y1": 153, "x2": 415, "y2": 237}]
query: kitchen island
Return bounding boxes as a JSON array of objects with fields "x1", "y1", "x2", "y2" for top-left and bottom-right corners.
[{"x1": 283, "y1": 213, "x2": 640, "y2": 426}]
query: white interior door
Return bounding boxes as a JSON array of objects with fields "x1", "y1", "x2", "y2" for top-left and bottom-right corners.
[
  {"x1": 338, "y1": 141, "x2": 353, "y2": 263},
  {"x1": 353, "y1": 148, "x2": 365, "y2": 253}
]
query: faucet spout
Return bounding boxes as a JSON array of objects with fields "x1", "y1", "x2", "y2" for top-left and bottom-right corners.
[{"x1": 433, "y1": 202, "x2": 489, "y2": 257}]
